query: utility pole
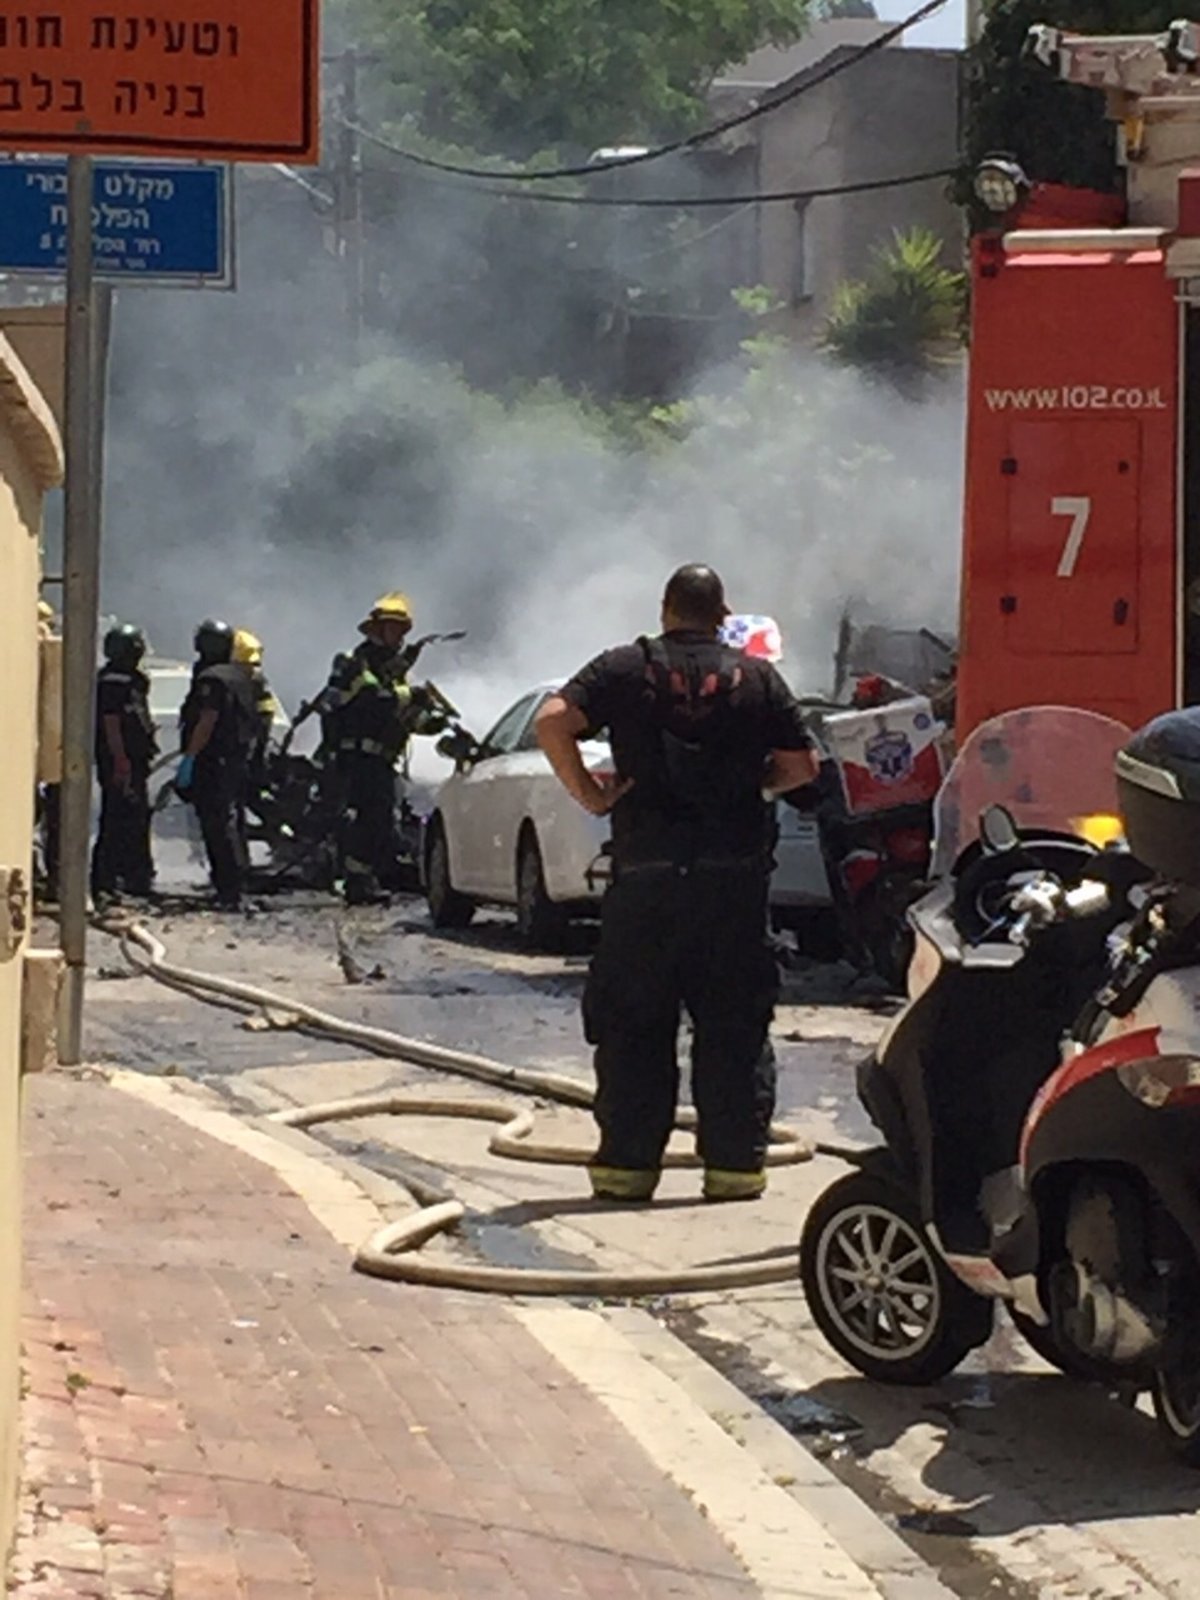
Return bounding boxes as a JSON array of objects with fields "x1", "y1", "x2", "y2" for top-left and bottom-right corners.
[
  {"x1": 59, "y1": 155, "x2": 100, "y2": 1066},
  {"x1": 334, "y1": 48, "x2": 365, "y2": 346}
]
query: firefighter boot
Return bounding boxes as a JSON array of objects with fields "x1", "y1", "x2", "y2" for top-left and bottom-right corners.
[
  {"x1": 703, "y1": 1168, "x2": 767, "y2": 1203},
  {"x1": 589, "y1": 1164, "x2": 660, "y2": 1203}
]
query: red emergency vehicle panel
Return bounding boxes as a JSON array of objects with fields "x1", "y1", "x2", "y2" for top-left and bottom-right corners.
[
  {"x1": 958, "y1": 242, "x2": 1178, "y2": 739},
  {"x1": 1004, "y1": 419, "x2": 1140, "y2": 655}
]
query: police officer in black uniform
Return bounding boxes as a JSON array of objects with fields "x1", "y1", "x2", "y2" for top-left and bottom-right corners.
[
  {"x1": 536, "y1": 565, "x2": 819, "y2": 1203},
  {"x1": 177, "y1": 619, "x2": 258, "y2": 909},
  {"x1": 91, "y1": 623, "x2": 157, "y2": 901}
]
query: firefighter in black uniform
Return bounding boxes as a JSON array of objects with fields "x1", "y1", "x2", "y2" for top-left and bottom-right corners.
[
  {"x1": 177, "y1": 619, "x2": 257, "y2": 909},
  {"x1": 91, "y1": 623, "x2": 157, "y2": 902},
  {"x1": 536, "y1": 565, "x2": 819, "y2": 1203},
  {"x1": 322, "y1": 592, "x2": 434, "y2": 906}
]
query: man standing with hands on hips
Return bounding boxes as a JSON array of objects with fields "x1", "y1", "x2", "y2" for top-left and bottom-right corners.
[
  {"x1": 177, "y1": 619, "x2": 258, "y2": 911},
  {"x1": 536, "y1": 565, "x2": 819, "y2": 1203}
]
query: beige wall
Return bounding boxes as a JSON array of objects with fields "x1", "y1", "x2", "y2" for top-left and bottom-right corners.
[
  {"x1": 0, "y1": 336, "x2": 63, "y2": 1560},
  {"x1": 753, "y1": 47, "x2": 962, "y2": 334},
  {"x1": 0, "y1": 311, "x2": 65, "y2": 433}
]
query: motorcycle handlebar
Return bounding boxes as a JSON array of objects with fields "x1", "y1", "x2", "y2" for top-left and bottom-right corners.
[{"x1": 1004, "y1": 874, "x2": 1109, "y2": 945}]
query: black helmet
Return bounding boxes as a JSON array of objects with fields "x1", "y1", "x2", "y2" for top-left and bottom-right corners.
[
  {"x1": 194, "y1": 618, "x2": 234, "y2": 665},
  {"x1": 1116, "y1": 709, "x2": 1200, "y2": 884},
  {"x1": 103, "y1": 623, "x2": 146, "y2": 667}
]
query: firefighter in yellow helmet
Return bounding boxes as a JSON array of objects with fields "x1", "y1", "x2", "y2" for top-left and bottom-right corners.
[
  {"x1": 322, "y1": 592, "x2": 427, "y2": 906},
  {"x1": 232, "y1": 628, "x2": 279, "y2": 773}
]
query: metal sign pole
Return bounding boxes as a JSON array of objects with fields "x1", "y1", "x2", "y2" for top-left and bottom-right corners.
[
  {"x1": 92, "y1": 282, "x2": 114, "y2": 515},
  {"x1": 59, "y1": 153, "x2": 100, "y2": 1066}
]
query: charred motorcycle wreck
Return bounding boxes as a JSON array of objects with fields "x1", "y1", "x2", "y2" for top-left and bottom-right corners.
[
  {"x1": 243, "y1": 631, "x2": 466, "y2": 893},
  {"x1": 800, "y1": 705, "x2": 1200, "y2": 1463}
]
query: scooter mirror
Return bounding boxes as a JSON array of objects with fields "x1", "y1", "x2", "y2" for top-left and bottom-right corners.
[{"x1": 980, "y1": 804, "x2": 1021, "y2": 855}]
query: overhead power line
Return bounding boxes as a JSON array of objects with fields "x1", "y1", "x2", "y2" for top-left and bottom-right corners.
[
  {"x1": 369, "y1": 161, "x2": 961, "y2": 208},
  {"x1": 273, "y1": 163, "x2": 335, "y2": 209},
  {"x1": 341, "y1": 0, "x2": 950, "y2": 185}
]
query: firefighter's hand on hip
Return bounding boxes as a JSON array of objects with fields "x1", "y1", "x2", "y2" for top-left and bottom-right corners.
[{"x1": 578, "y1": 773, "x2": 635, "y2": 817}]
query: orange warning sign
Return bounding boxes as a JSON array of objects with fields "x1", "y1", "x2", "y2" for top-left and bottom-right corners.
[{"x1": 0, "y1": 1, "x2": 319, "y2": 163}]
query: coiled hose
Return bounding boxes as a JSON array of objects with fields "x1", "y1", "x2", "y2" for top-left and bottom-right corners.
[{"x1": 115, "y1": 920, "x2": 816, "y2": 1297}]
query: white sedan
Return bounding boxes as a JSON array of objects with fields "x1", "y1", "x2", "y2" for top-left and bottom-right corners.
[
  {"x1": 424, "y1": 684, "x2": 831, "y2": 949},
  {"x1": 145, "y1": 658, "x2": 290, "y2": 749}
]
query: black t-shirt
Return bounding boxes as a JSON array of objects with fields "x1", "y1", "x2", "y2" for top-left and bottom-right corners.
[
  {"x1": 94, "y1": 665, "x2": 157, "y2": 773},
  {"x1": 561, "y1": 631, "x2": 813, "y2": 867}
]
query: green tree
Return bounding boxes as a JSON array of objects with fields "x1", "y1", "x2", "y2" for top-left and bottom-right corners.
[
  {"x1": 965, "y1": 2, "x2": 1180, "y2": 200},
  {"x1": 821, "y1": 228, "x2": 966, "y2": 389},
  {"x1": 351, "y1": 0, "x2": 814, "y2": 157}
]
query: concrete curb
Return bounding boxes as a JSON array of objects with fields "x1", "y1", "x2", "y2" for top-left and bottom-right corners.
[
  {"x1": 603, "y1": 1307, "x2": 958, "y2": 1600},
  {"x1": 517, "y1": 1300, "x2": 888, "y2": 1600}
]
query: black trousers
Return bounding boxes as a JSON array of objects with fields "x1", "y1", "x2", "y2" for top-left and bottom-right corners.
[
  {"x1": 583, "y1": 863, "x2": 780, "y2": 1173},
  {"x1": 91, "y1": 773, "x2": 153, "y2": 895},
  {"x1": 339, "y1": 753, "x2": 397, "y2": 892},
  {"x1": 38, "y1": 784, "x2": 60, "y2": 897},
  {"x1": 191, "y1": 759, "x2": 248, "y2": 906}
]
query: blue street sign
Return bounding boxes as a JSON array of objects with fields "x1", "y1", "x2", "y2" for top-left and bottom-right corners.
[{"x1": 0, "y1": 159, "x2": 233, "y2": 288}]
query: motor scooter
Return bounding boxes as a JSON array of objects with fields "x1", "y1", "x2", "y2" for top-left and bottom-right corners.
[{"x1": 799, "y1": 704, "x2": 1200, "y2": 1463}]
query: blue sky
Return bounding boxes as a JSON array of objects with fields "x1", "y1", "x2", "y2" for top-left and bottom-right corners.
[{"x1": 883, "y1": 0, "x2": 966, "y2": 49}]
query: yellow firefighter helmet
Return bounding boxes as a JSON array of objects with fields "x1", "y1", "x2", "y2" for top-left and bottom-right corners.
[
  {"x1": 233, "y1": 628, "x2": 264, "y2": 668},
  {"x1": 359, "y1": 591, "x2": 413, "y2": 635}
]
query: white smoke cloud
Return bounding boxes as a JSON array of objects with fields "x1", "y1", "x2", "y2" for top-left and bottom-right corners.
[{"x1": 97, "y1": 178, "x2": 963, "y2": 787}]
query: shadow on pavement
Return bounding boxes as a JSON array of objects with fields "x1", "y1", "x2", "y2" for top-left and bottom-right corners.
[{"x1": 798, "y1": 1367, "x2": 1200, "y2": 1534}]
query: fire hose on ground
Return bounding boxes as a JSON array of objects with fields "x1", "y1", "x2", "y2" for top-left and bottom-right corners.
[{"x1": 111, "y1": 920, "x2": 822, "y2": 1297}]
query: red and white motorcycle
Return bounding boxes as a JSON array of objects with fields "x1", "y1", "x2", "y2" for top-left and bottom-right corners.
[{"x1": 799, "y1": 704, "x2": 1200, "y2": 1463}]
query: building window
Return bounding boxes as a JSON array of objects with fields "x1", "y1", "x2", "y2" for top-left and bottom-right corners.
[{"x1": 793, "y1": 200, "x2": 812, "y2": 304}]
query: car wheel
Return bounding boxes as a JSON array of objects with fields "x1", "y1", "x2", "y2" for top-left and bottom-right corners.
[
  {"x1": 426, "y1": 819, "x2": 475, "y2": 930},
  {"x1": 799, "y1": 1170, "x2": 994, "y2": 1385},
  {"x1": 517, "y1": 830, "x2": 569, "y2": 951}
]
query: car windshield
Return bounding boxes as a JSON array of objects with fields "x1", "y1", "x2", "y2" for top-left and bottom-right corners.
[
  {"x1": 145, "y1": 664, "x2": 289, "y2": 734},
  {"x1": 931, "y1": 706, "x2": 1131, "y2": 877},
  {"x1": 146, "y1": 668, "x2": 190, "y2": 724}
]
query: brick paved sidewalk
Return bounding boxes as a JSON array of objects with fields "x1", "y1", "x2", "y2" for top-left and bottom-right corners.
[{"x1": 15, "y1": 1071, "x2": 759, "y2": 1600}]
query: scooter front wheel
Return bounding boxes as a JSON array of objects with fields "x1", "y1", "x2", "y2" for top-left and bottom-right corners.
[{"x1": 799, "y1": 1170, "x2": 993, "y2": 1385}]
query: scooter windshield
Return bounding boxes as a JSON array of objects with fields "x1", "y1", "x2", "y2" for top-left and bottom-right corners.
[{"x1": 931, "y1": 705, "x2": 1130, "y2": 879}]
